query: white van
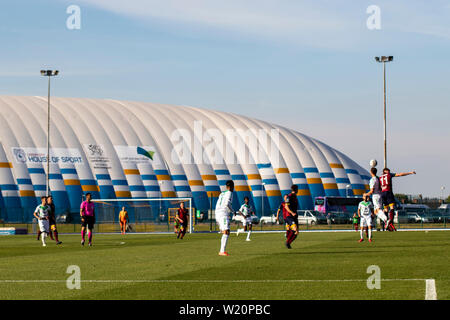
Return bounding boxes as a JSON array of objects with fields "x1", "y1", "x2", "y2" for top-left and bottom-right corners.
[
  {"x1": 395, "y1": 204, "x2": 430, "y2": 223},
  {"x1": 297, "y1": 210, "x2": 328, "y2": 225}
]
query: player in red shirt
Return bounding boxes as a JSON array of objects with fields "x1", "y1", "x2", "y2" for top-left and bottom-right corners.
[
  {"x1": 284, "y1": 185, "x2": 299, "y2": 249},
  {"x1": 379, "y1": 168, "x2": 416, "y2": 231},
  {"x1": 175, "y1": 202, "x2": 189, "y2": 239},
  {"x1": 276, "y1": 194, "x2": 288, "y2": 225}
]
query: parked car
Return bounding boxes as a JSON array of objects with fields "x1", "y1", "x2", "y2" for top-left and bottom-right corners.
[
  {"x1": 437, "y1": 204, "x2": 450, "y2": 221},
  {"x1": 259, "y1": 215, "x2": 278, "y2": 224},
  {"x1": 296, "y1": 210, "x2": 328, "y2": 225},
  {"x1": 425, "y1": 210, "x2": 443, "y2": 223},
  {"x1": 328, "y1": 212, "x2": 353, "y2": 224},
  {"x1": 438, "y1": 203, "x2": 450, "y2": 212},
  {"x1": 232, "y1": 213, "x2": 260, "y2": 225},
  {"x1": 395, "y1": 210, "x2": 429, "y2": 224}
]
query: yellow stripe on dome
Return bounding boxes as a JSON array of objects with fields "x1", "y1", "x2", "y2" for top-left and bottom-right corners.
[
  {"x1": 297, "y1": 189, "x2": 311, "y2": 196},
  {"x1": 64, "y1": 179, "x2": 81, "y2": 186},
  {"x1": 20, "y1": 190, "x2": 35, "y2": 197},
  {"x1": 246, "y1": 174, "x2": 261, "y2": 180},
  {"x1": 115, "y1": 191, "x2": 132, "y2": 198},
  {"x1": 161, "y1": 191, "x2": 177, "y2": 198},
  {"x1": 235, "y1": 185, "x2": 251, "y2": 192},
  {"x1": 201, "y1": 175, "x2": 217, "y2": 181},
  {"x1": 188, "y1": 180, "x2": 204, "y2": 186},
  {"x1": 82, "y1": 185, "x2": 100, "y2": 192},
  {"x1": 124, "y1": 169, "x2": 140, "y2": 175},
  {"x1": 353, "y1": 189, "x2": 365, "y2": 195},
  {"x1": 0, "y1": 162, "x2": 13, "y2": 168},
  {"x1": 323, "y1": 183, "x2": 338, "y2": 190},
  {"x1": 207, "y1": 191, "x2": 221, "y2": 197},
  {"x1": 265, "y1": 190, "x2": 282, "y2": 197}
]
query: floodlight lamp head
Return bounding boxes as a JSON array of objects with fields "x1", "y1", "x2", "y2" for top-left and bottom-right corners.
[{"x1": 40, "y1": 70, "x2": 59, "y2": 76}]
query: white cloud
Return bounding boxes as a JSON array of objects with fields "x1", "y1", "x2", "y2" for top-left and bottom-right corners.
[
  {"x1": 71, "y1": 0, "x2": 450, "y2": 47},
  {"x1": 72, "y1": 0, "x2": 361, "y2": 48}
]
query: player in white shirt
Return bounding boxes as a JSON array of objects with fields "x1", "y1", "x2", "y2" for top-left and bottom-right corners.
[
  {"x1": 33, "y1": 196, "x2": 50, "y2": 247},
  {"x1": 365, "y1": 167, "x2": 387, "y2": 231},
  {"x1": 215, "y1": 180, "x2": 234, "y2": 256},
  {"x1": 236, "y1": 196, "x2": 254, "y2": 241},
  {"x1": 358, "y1": 195, "x2": 374, "y2": 243}
]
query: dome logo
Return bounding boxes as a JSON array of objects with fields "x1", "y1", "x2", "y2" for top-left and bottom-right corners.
[
  {"x1": 137, "y1": 147, "x2": 155, "y2": 160},
  {"x1": 13, "y1": 148, "x2": 27, "y2": 163}
]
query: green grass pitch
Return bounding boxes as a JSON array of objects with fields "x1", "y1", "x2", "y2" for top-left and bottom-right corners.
[{"x1": 0, "y1": 231, "x2": 448, "y2": 300}]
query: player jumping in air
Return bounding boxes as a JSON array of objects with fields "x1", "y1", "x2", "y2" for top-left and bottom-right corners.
[
  {"x1": 215, "y1": 180, "x2": 234, "y2": 256},
  {"x1": 33, "y1": 196, "x2": 50, "y2": 247},
  {"x1": 80, "y1": 193, "x2": 95, "y2": 246},
  {"x1": 284, "y1": 185, "x2": 299, "y2": 249},
  {"x1": 365, "y1": 167, "x2": 388, "y2": 231},
  {"x1": 236, "y1": 196, "x2": 254, "y2": 241},
  {"x1": 175, "y1": 202, "x2": 189, "y2": 239},
  {"x1": 358, "y1": 195, "x2": 374, "y2": 242},
  {"x1": 119, "y1": 207, "x2": 129, "y2": 235},
  {"x1": 47, "y1": 196, "x2": 62, "y2": 244},
  {"x1": 380, "y1": 168, "x2": 416, "y2": 231}
]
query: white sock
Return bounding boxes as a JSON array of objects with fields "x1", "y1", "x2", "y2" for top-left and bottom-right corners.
[
  {"x1": 246, "y1": 230, "x2": 251, "y2": 240},
  {"x1": 41, "y1": 232, "x2": 47, "y2": 245},
  {"x1": 220, "y1": 234, "x2": 229, "y2": 253},
  {"x1": 360, "y1": 228, "x2": 363, "y2": 239},
  {"x1": 368, "y1": 228, "x2": 372, "y2": 239}
]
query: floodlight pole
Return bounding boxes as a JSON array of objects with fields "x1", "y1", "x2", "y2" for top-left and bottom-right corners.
[
  {"x1": 442, "y1": 186, "x2": 446, "y2": 204},
  {"x1": 383, "y1": 61, "x2": 387, "y2": 169},
  {"x1": 189, "y1": 198, "x2": 193, "y2": 234},
  {"x1": 375, "y1": 56, "x2": 393, "y2": 169},
  {"x1": 46, "y1": 75, "x2": 51, "y2": 197},
  {"x1": 41, "y1": 70, "x2": 59, "y2": 197},
  {"x1": 262, "y1": 182, "x2": 266, "y2": 216}
]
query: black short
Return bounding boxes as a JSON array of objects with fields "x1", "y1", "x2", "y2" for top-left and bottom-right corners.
[
  {"x1": 381, "y1": 191, "x2": 396, "y2": 208},
  {"x1": 81, "y1": 216, "x2": 95, "y2": 229},
  {"x1": 285, "y1": 216, "x2": 297, "y2": 226}
]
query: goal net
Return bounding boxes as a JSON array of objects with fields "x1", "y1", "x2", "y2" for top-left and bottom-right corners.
[{"x1": 92, "y1": 198, "x2": 194, "y2": 233}]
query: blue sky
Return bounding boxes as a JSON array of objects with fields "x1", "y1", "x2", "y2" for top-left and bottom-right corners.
[{"x1": 0, "y1": 0, "x2": 449, "y2": 197}]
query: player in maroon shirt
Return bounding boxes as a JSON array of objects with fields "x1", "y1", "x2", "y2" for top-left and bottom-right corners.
[
  {"x1": 380, "y1": 168, "x2": 416, "y2": 231},
  {"x1": 175, "y1": 202, "x2": 189, "y2": 239},
  {"x1": 284, "y1": 185, "x2": 299, "y2": 249}
]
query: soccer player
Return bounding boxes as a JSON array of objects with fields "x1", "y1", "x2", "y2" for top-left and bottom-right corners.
[
  {"x1": 80, "y1": 193, "x2": 95, "y2": 246},
  {"x1": 279, "y1": 194, "x2": 290, "y2": 238},
  {"x1": 364, "y1": 167, "x2": 387, "y2": 231},
  {"x1": 175, "y1": 202, "x2": 189, "y2": 239},
  {"x1": 174, "y1": 217, "x2": 180, "y2": 234},
  {"x1": 358, "y1": 194, "x2": 374, "y2": 242},
  {"x1": 284, "y1": 185, "x2": 299, "y2": 249},
  {"x1": 119, "y1": 206, "x2": 129, "y2": 235},
  {"x1": 236, "y1": 196, "x2": 254, "y2": 241},
  {"x1": 33, "y1": 196, "x2": 50, "y2": 247},
  {"x1": 352, "y1": 212, "x2": 359, "y2": 231},
  {"x1": 215, "y1": 180, "x2": 234, "y2": 256},
  {"x1": 275, "y1": 196, "x2": 286, "y2": 225},
  {"x1": 47, "y1": 196, "x2": 62, "y2": 244},
  {"x1": 380, "y1": 168, "x2": 416, "y2": 231}
]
